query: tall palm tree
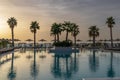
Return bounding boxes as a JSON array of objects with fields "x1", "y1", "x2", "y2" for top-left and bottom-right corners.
[
  {"x1": 7, "y1": 17, "x2": 17, "y2": 48},
  {"x1": 62, "y1": 21, "x2": 73, "y2": 41},
  {"x1": 106, "y1": 17, "x2": 115, "y2": 48},
  {"x1": 50, "y1": 23, "x2": 62, "y2": 42},
  {"x1": 71, "y1": 23, "x2": 80, "y2": 47},
  {"x1": 30, "y1": 21, "x2": 40, "y2": 48},
  {"x1": 89, "y1": 26, "x2": 99, "y2": 48}
]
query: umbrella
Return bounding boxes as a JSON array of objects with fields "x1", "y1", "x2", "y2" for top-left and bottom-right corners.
[
  {"x1": 1, "y1": 38, "x2": 9, "y2": 41},
  {"x1": 99, "y1": 39, "x2": 103, "y2": 42},
  {"x1": 87, "y1": 39, "x2": 92, "y2": 42},
  {"x1": 114, "y1": 38, "x2": 120, "y2": 43},
  {"x1": 104, "y1": 39, "x2": 108, "y2": 42},
  {"x1": 39, "y1": 39, "x2": 46, "y2": 42},
  {"x1": 26, "y1": 39, "x2": 33, "y2": 42},
  {"x1": 14, "y1": 39, "x2": 21, "y2": 42},
  {"x1": 114, "y1": 38, "x2": 120, "y2": 41},
  {"x1": 1, "y1": 38, "x2": 5, "y2": 41},
  {"x1": 8, "y1": 39, "x2": 20, "y2": 42},
  {"x1": 8, "y1": 39, "x2": 12, "y2": 41},
  {"x1": 77, "y1": 39, "x2": 82, "y2": 42}
]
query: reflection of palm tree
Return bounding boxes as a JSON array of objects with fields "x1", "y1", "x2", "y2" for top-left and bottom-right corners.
[
  {"x1": 51, "y1": 55, "x2": 61, "y2": 78},
  {"x1": 73, "y1": 51, "x2": 79, "y2": 72},
  {"x1": 89, "y1": 50, "x2": 99, "y2": 72},
  {"x1": 107, "y1": 52, "x2": 115, "y2": 77},
  {"x1": 65, "y1": 56, "x2": 72, "y2": 78},
  {"x1": 39, "y1": 49, "x2": 46, "y2": 59},
  {"x1": 26, "y1": 51, "x2": 32, "y2": 59},
  {"x1": 8, "y1": 51, "x2": 16, "y2": 80},
  {"x1": 51, "y1": 52, "x2": 77, "y2": 79},
  {"x1": 7, "y1": 17, "x2": 17, "y2": 48},
  {"x1": 30, "y1": 49, "x2": 39, "y2": 80},
  {"x1": 20, "y1": 48, "x2": 26, "y2": 53}
]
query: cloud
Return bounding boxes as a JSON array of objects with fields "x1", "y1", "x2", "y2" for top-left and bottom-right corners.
[{"x1": 0, "y1": 0, "x2": 120, "y2": 40}]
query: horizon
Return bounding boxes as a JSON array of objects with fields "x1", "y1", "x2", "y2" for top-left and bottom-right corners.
[{"x1": 0, "y1": 0, "x2": 120, "y2": 42}]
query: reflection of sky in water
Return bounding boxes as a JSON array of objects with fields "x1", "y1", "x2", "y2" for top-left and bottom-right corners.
[{"x1": 0, "y1": 49, "x2": 120, "y2": 80}]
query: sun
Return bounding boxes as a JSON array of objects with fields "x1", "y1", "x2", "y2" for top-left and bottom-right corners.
[{"x1": 0, "y1": 18, "x2": 10, "y2": 36}]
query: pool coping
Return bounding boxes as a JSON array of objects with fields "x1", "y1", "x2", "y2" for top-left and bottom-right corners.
[{"x1": 83, "y1": 77, "x2": 120, "y2": 80}]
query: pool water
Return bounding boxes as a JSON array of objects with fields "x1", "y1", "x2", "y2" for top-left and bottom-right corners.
[{"x1": 0, "y1": 48, "x2": 120, "y2": 80}]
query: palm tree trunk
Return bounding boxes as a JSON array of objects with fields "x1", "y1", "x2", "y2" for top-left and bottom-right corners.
[
  {"x1": 74, "y1": 36, "x2": 76, "y2": 47},
  {"x1": 57, "y1": 34, "x2": 59, "y2": 42},
  {"x1": 54, "y1": 35, "x2": 56, "y2": 43},
  {"x1": 11, "y1": 28, "x2": 14, "y2": 49},
  {"x1": 110, "y1": 27, "x2": 113, "y2": 48},
  {"x1": 66, "y1": 31, "x2": 68, "y2": 41},
  {"x1": 93, "y1": 36, "x2": 95, "y2": 48},
  {"x1": 34, "y1": 32, "x2": 36, "y2": 49}
]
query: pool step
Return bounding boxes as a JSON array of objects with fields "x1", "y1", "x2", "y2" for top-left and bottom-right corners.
[{"x1": 83, "y1": 78, "x2": 120, "y2": 80}]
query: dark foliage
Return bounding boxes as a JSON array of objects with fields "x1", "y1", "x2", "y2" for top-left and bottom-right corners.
[{"x1": 53, "y1": 41, "x2": 73, "y2": 47}]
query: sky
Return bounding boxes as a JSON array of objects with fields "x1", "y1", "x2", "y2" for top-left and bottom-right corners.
[{"x1": 0, "y1": 0, "x2": 120, "y2": 42}]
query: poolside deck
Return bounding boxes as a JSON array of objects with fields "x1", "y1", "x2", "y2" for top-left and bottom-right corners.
[
  {"x1": 0, "y1": 47, "x2": 20, "y2": 54},
  {"x1": 84, "y1": 78, "x2": 120, "y2": 80},
  {"x1": 0, "y1": 48, "x2": 13, "y2": 53}
]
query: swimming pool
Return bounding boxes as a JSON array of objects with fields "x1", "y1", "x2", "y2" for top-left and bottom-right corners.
[{"x1": 0, "y1": 48, "x2": 120, "y2": 80}]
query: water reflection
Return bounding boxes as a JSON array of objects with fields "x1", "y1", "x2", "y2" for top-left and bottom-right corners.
[
  {"x1": 0, "y1": 48, "x2": 119, "y2": 80},
  {"x1": 51, "y1": 50, "x2": 79, "y2": 79},
  {"x1": 89, "y1": 50, "x2": 99, "y2": 72},
  {"x1": 7, "y1": 51, "x2": 16, "y2": 80},
  {"x1": 30, "y1": 49, "x2": 39, "y2": 80},
  {"x1": 107, "y1": 52, "x2": 115, "y2": 77},
  {"x1": 20, "y1": 48, "x2": 26, "y2": 53},
  {"x1": 73, "y1": 51, "x2": 79, "y2": 72},
  {"x1": 39, "y1": 48, "x2": 46, "y2": 59},
  {"x1": 26, "y1": 51, "x2": 33, "y2": 60}
]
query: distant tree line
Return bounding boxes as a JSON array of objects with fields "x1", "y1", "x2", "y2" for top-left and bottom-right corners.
[{"x1": 0, "y1": 16, "x2": 116, "y2": 48}]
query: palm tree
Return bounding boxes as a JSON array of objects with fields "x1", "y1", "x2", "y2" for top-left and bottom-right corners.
[
  {"x1": 7, "y1": 17, "x2": 17, "y2": 48},
  {"x1": 106, "y1": 17, "x2": 115, "y2": 48},
  {"x1": 62, "y1": 21, "x2": 73, "y2": 41},
  {"x1": 89, "y1": 26, "x2": 99, "y2": 48},
  {"x1": 30, "y1": 21, "x2": 40, "y2": 48},
  {"x1": 50, "y1": 23, "x2": 62, "y2": 42},
  {"x1": 71, "y1": 23, "x2": 80, "y2": 47}
]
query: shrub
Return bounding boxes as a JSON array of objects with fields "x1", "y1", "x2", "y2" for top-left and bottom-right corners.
[{"x1": 53, "y1": 41, "x2": 73, "y2": 47}]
